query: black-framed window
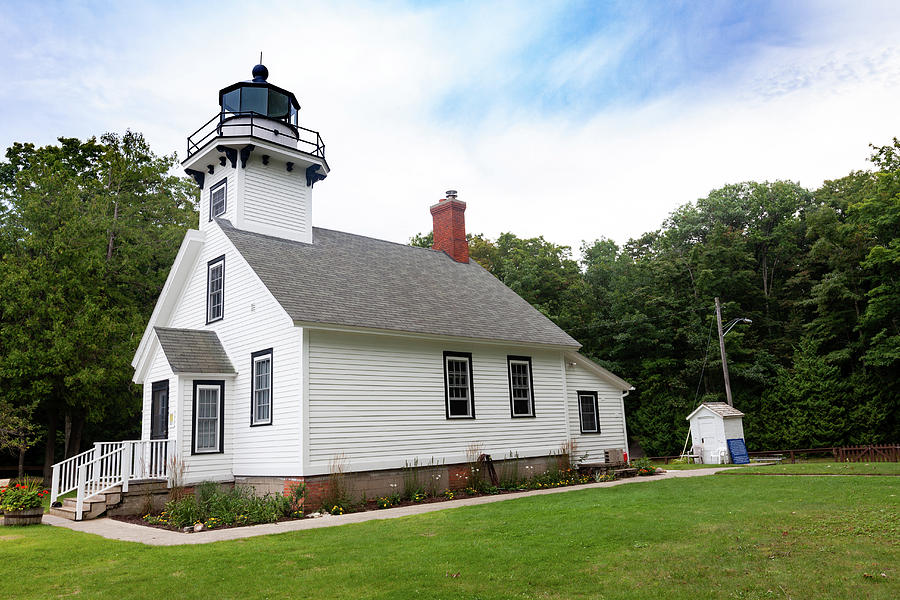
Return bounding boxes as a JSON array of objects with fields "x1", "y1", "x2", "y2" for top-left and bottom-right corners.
[
  {"x1": 507, "y1": 356, "x2": 535, "y2": 417},
  {"x1": 192, "y1": 380, "x2": 225, "y2": 454},
  {"x1": 207, "y1": 255, "x2": 225, "y2": 323},
  {"x1": 443, "y1": 351, "x2": 474, "y2": 419},
  {"x1": 250, "y1": 348, "x2": 273, "y2": 426},
  {"x1": 150, "y1": 380, "x2": 169, "y2": 440},
  {"x1": 209, "y1": 179, "x2": 226, "y2": 221},
  {"x1": 578, "y1": 391, "x2": 600, "y2": 434}
]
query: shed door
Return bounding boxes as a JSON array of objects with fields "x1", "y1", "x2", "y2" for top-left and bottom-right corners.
[{"x1": 698, "y1": 416, "x2": 717, "y2": 464}]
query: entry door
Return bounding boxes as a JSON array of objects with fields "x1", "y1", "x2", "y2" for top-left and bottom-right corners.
[
  {"x1": 698, "y1": 417, "x2": 717, "y2": 464},
  {"x1": 151, "y1": 381, "x2": 169, "y2": 440}
]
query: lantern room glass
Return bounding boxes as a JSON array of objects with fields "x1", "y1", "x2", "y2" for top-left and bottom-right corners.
[{"x1": 220, "y1": 85, "x2": 297, "y2": 125}]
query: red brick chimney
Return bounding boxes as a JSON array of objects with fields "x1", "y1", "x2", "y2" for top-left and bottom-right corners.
[{"x1": 430, "y1": 190, "x2": 469, "y2": 263}]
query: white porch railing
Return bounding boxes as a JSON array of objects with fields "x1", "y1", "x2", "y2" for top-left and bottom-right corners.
[{"x1": 50, "y1": 440, "x2": 171, "y2": 520}]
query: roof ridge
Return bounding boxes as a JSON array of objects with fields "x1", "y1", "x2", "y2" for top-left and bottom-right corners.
[
  {"x1": 155, "y1": 325, "x2": 214, "y2": 334},
  {"x1": 312, "y1": 226, "x2": 449, "y2": 256},
  {"x1": 218, "y1": 218, "x2": 452, "y2": 258}
]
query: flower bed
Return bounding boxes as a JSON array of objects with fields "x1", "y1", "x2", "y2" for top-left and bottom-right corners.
[
  {"x1": 133, "y1": 462, "x2": 643, "y2": 532},
  {"x1": 137, "y1": 481, "x2": 305, "y2": 531}
]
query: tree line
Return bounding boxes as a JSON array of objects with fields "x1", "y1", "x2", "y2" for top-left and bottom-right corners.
[
  {"x1": 414, "y1": 140, "x2": 898, "y2": 455},
  {"x1": 0, "y1": 133, "x2": 197, "y2": 478},
  {"x1": 1, "y1": 133, "x2": 896, "y2": 477}
]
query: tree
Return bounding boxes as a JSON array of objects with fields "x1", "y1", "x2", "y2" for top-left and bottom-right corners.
[
  {"x1": 0, "y1": 400, "x2": 40, "y2": 478},
  {"x1": 0, "y1": 132, "x2": 197, "y2": 479}
]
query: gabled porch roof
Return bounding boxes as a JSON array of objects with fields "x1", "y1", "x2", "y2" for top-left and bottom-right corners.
[{"x1": 154, "y1": 327, "x2": 236, "y2": 375}]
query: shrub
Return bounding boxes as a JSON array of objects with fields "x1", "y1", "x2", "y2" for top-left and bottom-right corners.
[
  {"x1": 144, "y1": 483, "x2": 293, "y2": 529},
  {"x1": 632, "y1": 457, "x2": 656, "y2": 476},
  {"x1": 527, "y1": 467, "x2": 591, "y2": 489},
  {"x1": 594, "y1": 471, "x2": 617, "y2": 483},
  {"x1": 286, "y1": 481, "x2": 307, "y2": 514}
]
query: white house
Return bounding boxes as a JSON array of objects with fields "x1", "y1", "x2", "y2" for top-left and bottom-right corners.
[
  {"x1": 50, "y1": 64, "x2": 632, "y2": 516},
  {"x1": 686, "y1": 402, "x2": 745, "y2": 464}
]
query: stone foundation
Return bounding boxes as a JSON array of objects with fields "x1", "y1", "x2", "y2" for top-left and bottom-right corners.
[
  {"x1": 105, "y1": 480, "x2": 170, "y2": 517},
  {"x1": 105, "y1": 455, "x2": 576, "y2": 515},
  {"x1": 233, "y1": 454, "x2": 567, "y2": 509}
]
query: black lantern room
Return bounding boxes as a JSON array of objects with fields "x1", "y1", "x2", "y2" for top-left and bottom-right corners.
[{"x1": 218, "y1": 64, "x2": 300, "y2": 127}]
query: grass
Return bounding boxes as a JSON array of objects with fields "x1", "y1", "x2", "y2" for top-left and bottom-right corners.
[
  {"x1": 719, "y1": 461, "x2": 900, "y2": 475},
  {"x1": 2, "y1": 476, "x2": 897, "y2": 599},
  {"x1": 652, "y1": 462, "x2": 747, "y2": 470}
]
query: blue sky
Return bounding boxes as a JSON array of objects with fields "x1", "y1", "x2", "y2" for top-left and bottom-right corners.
[{"x1": 2, "y1": 1, "x2": 899, "y2": 251}]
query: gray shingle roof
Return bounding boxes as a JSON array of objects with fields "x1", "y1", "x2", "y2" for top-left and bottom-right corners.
[
  {"x1": 218, "y1": 220, "x2": 580, "y2": 348},
  {"x1": 154, "y1": 327, "x2": 236, "y2": 374},
  {"x1": 702, "y1": 402, "x2": 744, "y2": 417}
]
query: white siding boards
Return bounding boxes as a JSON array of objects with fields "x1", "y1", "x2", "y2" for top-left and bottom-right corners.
[
  {"x1": 564, "y1": 361, "x2": 628, "y2": 462},
  {"x1": 242, "y1": 158, "x2": 311, "y2": 242},
  {"x1": 305, "y1": 329, "x2": 573, "y2": 475},
  {"x1": 140, "y1": 344, "x2": 174, "y2": 442},
  {"x1": 163, "y1": 222, "x2": 303, "y2": 483}
]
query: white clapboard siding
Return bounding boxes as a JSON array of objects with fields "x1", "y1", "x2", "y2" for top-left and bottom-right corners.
[
  {"x1": 240, "y1": 158, "x2": 311, "y2": 242},
  {"x1": 166, "y1": 222, "x2": 303, "y2": 482},
  {"x1": 140, "y1": 343, "x2": 174, "y2": 441},
  {"x1": 565, "y1": 363, "x2": 628, "y2": 462},
  {"x1": 306, "y1": 329, "x2": 571, "y2": 474},
  {"x1": 198, "y1": 169, "x2": 235, "y2": 231}
]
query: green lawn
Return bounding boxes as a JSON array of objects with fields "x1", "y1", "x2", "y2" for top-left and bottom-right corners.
[
  {"x1": 719, "y1": 461, "x2": 900, "y2": 475},
  {"x1": 653, "y1": 462, "x2": 747, "y2": 470},
  {"x1": 2, "y1": 476, "x2": 897, "y2": 599}
]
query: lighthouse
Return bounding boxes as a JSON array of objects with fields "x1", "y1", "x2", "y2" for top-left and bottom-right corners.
[{"x1": 182, "y1": 63, "x2": 328, "y2": 244}]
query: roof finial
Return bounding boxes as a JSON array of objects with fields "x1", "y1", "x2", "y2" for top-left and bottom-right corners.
[{"x1": 251, "y1": 54, "x2": 268, "y2": 83}]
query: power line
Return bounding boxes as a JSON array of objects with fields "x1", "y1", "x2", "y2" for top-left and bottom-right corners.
[{"x1": 691, "y1": 316, "x2": 715, "y2": 407}]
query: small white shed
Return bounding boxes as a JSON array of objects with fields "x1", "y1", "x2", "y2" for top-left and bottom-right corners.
[{"x1": 685, "y1": 402, "x2": 745, "y2": 464}]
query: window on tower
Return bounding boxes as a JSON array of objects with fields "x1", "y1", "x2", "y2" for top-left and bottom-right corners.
[
  {"x1": 207, "y1": 256, "x2": 225, "y2": 323},
  {"x1": 210, "y1": 180, "x2": 226, "y2": 220}
]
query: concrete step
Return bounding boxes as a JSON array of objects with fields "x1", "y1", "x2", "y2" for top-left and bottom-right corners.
[
  {"x1": 49, "y1": 501, "x2": 106, "y2": 521},
  {"x1": 63, "y1": 496, "x2": 106, "y2": 508}
]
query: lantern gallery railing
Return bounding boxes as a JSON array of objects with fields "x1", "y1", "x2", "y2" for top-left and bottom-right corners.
[{"x1": 186, "y1": 112, "x2": 326, "y2": 161}]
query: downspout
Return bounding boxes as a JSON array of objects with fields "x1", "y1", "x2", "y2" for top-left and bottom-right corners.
[{"x1": 620, "y1": 387, "x2": 633, "y2": 463}]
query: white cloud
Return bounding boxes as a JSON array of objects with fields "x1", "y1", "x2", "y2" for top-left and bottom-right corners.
[{"x1": 2, "y1": 0, "x2": 900, "y2": 255}]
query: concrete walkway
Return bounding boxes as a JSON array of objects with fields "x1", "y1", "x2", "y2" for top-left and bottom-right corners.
[{"x1": 43, "y1": 467, "x2": 738, "y2": 546}]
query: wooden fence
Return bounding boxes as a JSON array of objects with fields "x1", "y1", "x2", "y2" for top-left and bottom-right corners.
[
  {"x1": 649, "y1": 444, "x2": 900, "y2": 464},
  {"x1": 834, "y1": 444, "x2": 900, "y2": 463}
]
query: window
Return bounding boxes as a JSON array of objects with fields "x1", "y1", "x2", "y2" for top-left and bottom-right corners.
[
  {"x1": 578, "y1": 391, "x2": 600, "y2": 434},
  {"x1": 507, "y1": 356, "x2": 535, "y2": 417},
  {"x1": 209, "y1": 179, "x2": 226, "y2": 220},
  {"x1": 150, "y1": 380, "x2": 169, "y2": 440},
  {"x1": 193, "y1": 380, "x2": 224, "y2": 454},
  {"x1": 443, "y1": 351, "x2": 474, "y2": 419},
  {"x1": 250, "y1": 349, "x2": 273, "y2": 426},
  {"x1": 207, "y1": 256, "x2": 225, "y2": 323}
]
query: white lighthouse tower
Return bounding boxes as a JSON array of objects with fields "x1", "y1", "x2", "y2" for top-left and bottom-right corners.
[{"x1": 182, "y1": 63, "x2": 328, "y2": 243}]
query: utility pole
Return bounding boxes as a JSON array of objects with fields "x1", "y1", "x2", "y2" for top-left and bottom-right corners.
[{"x1": 715, "y1": 297, "x2": 733, "y2": 407}]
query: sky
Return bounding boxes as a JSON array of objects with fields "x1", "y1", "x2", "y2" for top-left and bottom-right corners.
[{"x1": 2, "y1": 0, "x2": 900, "y2": 254}]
